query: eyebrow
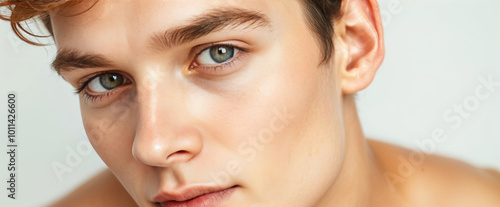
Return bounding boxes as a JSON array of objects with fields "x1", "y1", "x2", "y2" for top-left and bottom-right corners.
[{"x1": 52, "y1": 7, "x2": 272, "y2": 74}]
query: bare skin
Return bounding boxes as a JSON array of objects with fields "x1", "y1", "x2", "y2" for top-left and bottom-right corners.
[
  {"x1": 39, "y1": 0, "x2": 500, "y2": 206},
  {"x1": 370, "y1": 140, "x2": 500, "y2": 207}
]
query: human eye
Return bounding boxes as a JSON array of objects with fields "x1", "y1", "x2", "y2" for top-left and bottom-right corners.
[
  {"x1": 189, "y1": 43, "x2": 248, "y2": 76},
  {"x1": 75, "y1": 72, "x2": 132, "y2": 103}
]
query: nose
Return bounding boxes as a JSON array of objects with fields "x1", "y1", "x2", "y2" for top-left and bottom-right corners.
[{"x1": 132, "y1": 72, "x2": 203, "y2": 167}]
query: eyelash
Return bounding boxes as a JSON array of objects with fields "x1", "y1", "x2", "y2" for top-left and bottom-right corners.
[{"x1": 75, "y1": 43, "x2": 248, "y2": 103}]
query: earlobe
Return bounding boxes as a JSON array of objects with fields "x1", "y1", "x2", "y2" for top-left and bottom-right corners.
[{"x1": 338, "y1": 0, "x2": 385, "y2": 94}]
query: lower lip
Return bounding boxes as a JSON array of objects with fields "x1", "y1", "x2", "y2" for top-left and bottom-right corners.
[{"x1": 161, "y1": 186, "x2": 237, "y2": 207}]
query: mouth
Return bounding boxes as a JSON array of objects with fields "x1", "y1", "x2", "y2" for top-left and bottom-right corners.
[{"x1": 157, "y1": 185, "x2": 238, "y2": 207}]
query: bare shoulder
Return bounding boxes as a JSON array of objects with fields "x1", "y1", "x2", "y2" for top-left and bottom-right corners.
[
  {"x1": 368, "y1": 139, "x2": 500, "y2": 207},
  {"x1": 49, "y1": 169, "x2": 137, "y2": 207}
]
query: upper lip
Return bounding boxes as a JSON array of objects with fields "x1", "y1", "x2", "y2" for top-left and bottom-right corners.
[{"x1": 153, "y1": 184, "x2": 236, "y2": 203}]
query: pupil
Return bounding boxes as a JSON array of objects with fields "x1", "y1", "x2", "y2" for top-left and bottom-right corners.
[{"x1": 218, "y1": 47, "x2": 227, "y2": 55}]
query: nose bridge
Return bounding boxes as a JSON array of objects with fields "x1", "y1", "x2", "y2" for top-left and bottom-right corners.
[{"x1": 132, "y1": 68, "x2": 202, "y2": 167}]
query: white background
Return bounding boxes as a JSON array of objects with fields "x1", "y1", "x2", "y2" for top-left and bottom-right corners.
[{"x1": 0, "y1": 0, "x2": 499, "y2": 206}]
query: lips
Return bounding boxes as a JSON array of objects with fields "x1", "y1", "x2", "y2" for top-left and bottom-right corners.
[{"x1": 155, "y1": 185, "x2": 238, "y2": 207}]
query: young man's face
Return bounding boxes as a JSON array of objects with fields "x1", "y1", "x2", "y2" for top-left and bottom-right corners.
[{"x1": 51, "y1": 0, "x2": 347, "y2": 206}]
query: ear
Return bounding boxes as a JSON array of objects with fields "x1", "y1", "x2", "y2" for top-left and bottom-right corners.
[{"x1": 336, "y1": 0, "x2": 385, "y2": 94}]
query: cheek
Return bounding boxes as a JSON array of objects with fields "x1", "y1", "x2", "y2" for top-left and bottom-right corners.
[{"x1": 80, "y1": 94, "x2": 139, "y2": 172}]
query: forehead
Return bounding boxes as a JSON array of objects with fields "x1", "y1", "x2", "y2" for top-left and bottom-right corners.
[{"x1": 49, "y1": 0, "x2": 303, "y2": 54}]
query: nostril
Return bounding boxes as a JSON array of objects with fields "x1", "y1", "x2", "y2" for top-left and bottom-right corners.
[{"x1": 166, "y1": 150, "x2": 190, "y2": 161}]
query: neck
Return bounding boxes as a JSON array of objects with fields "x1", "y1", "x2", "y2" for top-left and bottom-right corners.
[{"x1": 316, "y1": 94, "x2": 406, "y2": 207}]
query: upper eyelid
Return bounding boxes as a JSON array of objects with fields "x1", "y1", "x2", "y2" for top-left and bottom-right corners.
[
  {"x1": 78, "y1": 71, "x2": 105, "y2": 85},
  {"x1": 191, "y1": 42, "x2": 248, "y2": 59}
]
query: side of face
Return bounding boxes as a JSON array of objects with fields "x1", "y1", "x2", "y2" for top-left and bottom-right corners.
[{"x1": 50, "y1": 0, "x2": 380, "y2": 206}]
